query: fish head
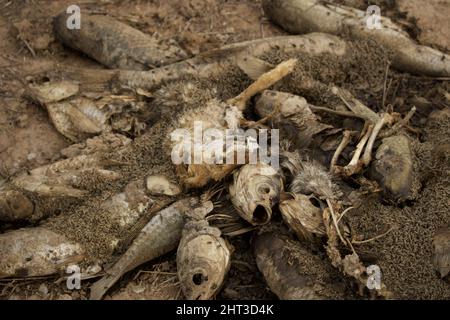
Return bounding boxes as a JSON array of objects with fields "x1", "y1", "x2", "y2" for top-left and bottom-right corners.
[
  {"x1": 230, "y1": 164, "x2": 283, "y2": 225},
  {"x1": 177, "y1": 222, "x2": 231, "y2": 300}
]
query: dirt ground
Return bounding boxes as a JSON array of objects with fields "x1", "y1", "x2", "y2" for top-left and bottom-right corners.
[{"x1": 0, "y1": 0, "x2": 449, "y2": 300}]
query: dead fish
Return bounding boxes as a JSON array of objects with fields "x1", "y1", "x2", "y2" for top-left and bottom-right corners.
[
  {"x1": 53, "y1": 13, "x2": 188, "y2": 70},
  {"x1": 28, "y1": 80, "x2": 79, "y2": 104},
  {"x1": 146, "y1": 175, "x2": 182, "y2": 196},
  {"x1": 369, "y1": 134, "x2": 416, "y2": 202},
  {"x1": 173, "y1": 59, "x2": 296, "y2": 189},
  {"x1": 12, "y1": 154, "x2": 121, "y2": 198},
  {"x1": 0, "y1": 227, "x2": 84, "y2": 278},
  {"x1": 290, "y1": 160, "x2": 340, "y2": 200},
  {"x1": 254, "y1": 231, "x2": 346, "y2": 299},
  {"x1": 60, "y1": 133, "x2": 132, "y2": 159},
  {"x1": 279, "y1": 193, "x2": 326, "y2": 242},
  {"x1": 0, "y1": 190, "x2": 34, "y2": 222},
  {"x1": 262, "y1": 0, "x2": 450, "y2": 77},
  {"x1": 279, "y1": 144, "x2": 303, "y2": 183},
  {"x1": 116, "y1": 33, "x2": 347, "y2": 90},
  {"x1": 433, "y1": 227, "x2": 450, "y2": 278},
  {"x1": 28, "y1": 80, "x2": 148, "y2": 142},
  {"x1": 101, "y1": 179, "x2": 153, "y2": 232},
  {"x1": 177, "y1": 220, "x2": 232, "y2": 300},
  {"x1": 229, "y1": 163, "x2": 283, "y2": 225},
  {"x1": 255, "y1": 90, "x2": 331, "y2": 148},
  {"x1": 89, "y1": 198, "x2": 206, "y2": 300},
  {"x1": 172, "y1": 100, "x2": 244, "y2": 189}
]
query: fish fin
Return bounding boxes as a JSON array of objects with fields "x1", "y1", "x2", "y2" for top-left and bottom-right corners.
[{"x1": 89, "y1": 273, "x2": 122, "y2": 300}]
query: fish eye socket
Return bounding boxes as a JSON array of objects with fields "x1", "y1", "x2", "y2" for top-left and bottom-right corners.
[
  {"x1": 309, "y1": 197, "x2": 321, "y2": 208},
  {"x1": 258, "y1": 185, "x2": 271, "y2": 194},
  {"x1": 192, "y1": 273, "x2": 208, "y2": 285}
]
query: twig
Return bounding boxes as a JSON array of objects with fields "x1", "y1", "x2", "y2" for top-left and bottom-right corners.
[
  {"x1": 352, "y1": 227, "x2": 394, "y2": 244},
  {"x1": 326, "y1": 199, "x2": 347, "y2": 247},
  {"x1": 20, "y1": 38, "x2": 36, "y2": 57},
  {"x1": 337, "y1": 206, "x2": 354, "y2": 224}
]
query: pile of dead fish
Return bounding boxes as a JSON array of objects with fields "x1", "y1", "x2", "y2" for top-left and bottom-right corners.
[{"x1": 1, "y1": 0, "x2": 450, "y2": 300}]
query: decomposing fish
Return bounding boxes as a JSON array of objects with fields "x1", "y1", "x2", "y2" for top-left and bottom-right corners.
[
  {"x1": 60, "y1": 132, "x2": 132, "y2": 159},
  {"x1": 173, "y1": 59, "x2": 297, "y2": 189},
  {"x1": 262, "y1": 0, "x2": 450, "y2": 77},
  {"x1": 432, "y1": 227, "x2": 450, "y2": 279},
  {"x1": 114, "y1": 33, "x2": 345, "y2": 90},
  {"x1": 177, "y1": 220, "x2": 232, "y2": 300},
  {"x1": 11, "y1": 153, "x2": 121, "y2": 198},
  {"x1": 0, "y1": 134, "x2": 132, "y2": 222},
  {"x1": 229, "y1": 163, "x2": 283, "y2": 225},
  {"x1": 89, "y1": 198, "x2": 208, "y2": 300},
  {"x1": 53, "y1": 12, "x2": 188, "y2": 70},
  {"x1": 255, "y1": 90, "x2": 332, "y2": 148},
  {"x1": 254, "y1": 231, "x2": 346, "y2": 299},
  {"x1": 0, "y1": 190, "x2": 35, "y2": 222},
  {"x1": 0, "y1": 227, "x2": 84, "y2": 278},
  {"x1": 369, "y1": 134, "x2": 416, "y2": 202},
  {"x1": 290, "y1": 160, "x2": 340, "y2": 201},
  {"x1": 279, "y1": 193, "x2": 326, "y2": 242},
  {"x1": 146, "y1": 175, "x2": 182, "y2": 196},
  {"x1": 28, "y1": 80, "x2": 148, "y2": 142}
]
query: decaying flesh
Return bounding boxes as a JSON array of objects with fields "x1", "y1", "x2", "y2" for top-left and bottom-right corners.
[
  {"x1": 110, "y1": 33, "x2": 348, "y2": 90},
  {"x1": 290, "y1": 160, "x2": 340, "y2": 201},
  {"x1": 229, "y1": 163, "x2": 283, "y2": 225},
  {"x1": 0, "y1": 190, "x2": 35, "y2": 222},
  {"x1": 0, "y1": 227, "x2": 84, "y2": 278},
  {"x1": 254, "y1": 232, "x2": 346, "y2": 299},
  {"x1": 146, "y1": 175, "x2": 182, "y2": 196},
  {"x1": 174, "y1": 59, "x2": 296, "y2": 189},
  {"x1": 279, "y1": 193, "x2": 326, "y2": 242},
  {"x1": 89, "y1": 198, "x2": 206, "y2": 300},
  {"x1": 11, "y1": 153, "x2": 121, "y2": 198},
  {"x1": 433, "y1": 227, "x2": 450, "y2": 278},
  {"x1": 28, "y1": 80, "x2": 148, "y2": 142},
  {"x1": 53, "y1": 12, "x2": 188, "y2": 70},
  {"x1": 255, "y1": 90, "x2": 331, "y2": 148},
  {"x1": 369, "y1": 135, "x2": 416, "y2": 202},
  {"x1": 37, "y1": 32, "x2": 348, "y2": 92},
  {"x1": 177, "y1": 220, "x2": 231, "y2": 300},
  {"x1": 0, "y1": 133, "x2": 130, "y2": 222},
  {"x1": 262, "y1": 0, "x2": 450, "y2": 77}
]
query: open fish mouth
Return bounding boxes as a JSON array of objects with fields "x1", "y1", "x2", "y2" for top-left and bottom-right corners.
[{"x1": 250, "y1": 202, "x2": 273, "y2": 225}]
